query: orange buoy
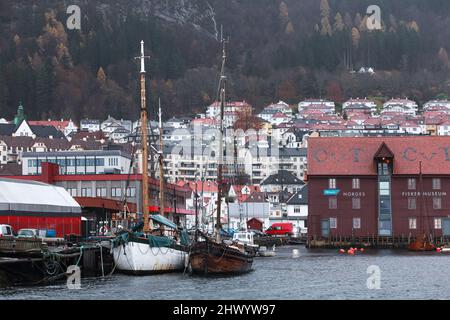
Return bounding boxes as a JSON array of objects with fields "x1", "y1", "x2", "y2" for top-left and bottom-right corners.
[
  {"x1": 436, "y1": 248, "x2": 442, "y2": 253},
  {"x1": 339, "y1": 249, "x2": 346, "y2": 254},
  {"x1": 360, "y1": 248, "x2": 365, "y2": 252}
]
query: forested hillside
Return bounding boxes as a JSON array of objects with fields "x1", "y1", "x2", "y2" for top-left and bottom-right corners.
[{"x1": 1, "y1": 0, "x2": 450, "y2": 121}]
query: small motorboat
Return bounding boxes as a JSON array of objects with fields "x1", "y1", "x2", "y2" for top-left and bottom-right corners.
[
  {"x1": 258, "y1": 245, "x2": 276, "y2": 257},
  {"x1": 437, "y1": 246, "x2": 450, "y2": 253}
]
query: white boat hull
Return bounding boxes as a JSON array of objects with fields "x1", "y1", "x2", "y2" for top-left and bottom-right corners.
[{"x1": 112, "y1": 240, "x2": 188, "y2": 274}]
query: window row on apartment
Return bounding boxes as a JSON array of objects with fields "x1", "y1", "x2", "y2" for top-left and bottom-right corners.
[
  {"x1": 328, "y1": 197, "x2": 444, "y2": 210},
  {"x1": 328, "y1": 178, "x2": 443, "y2": 190},
  {"x1": 28, "y1": 158, "x2": 107, "y2": 167},
  {"x1": 66, "y1": 187, "x2": 136, "y2": 198},
  {"x1": 327, "y1": 217, "x2": 444, "y2": 230}
]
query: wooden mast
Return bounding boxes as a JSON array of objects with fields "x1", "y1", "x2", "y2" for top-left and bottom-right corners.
[
  {"x1": 158, "y1": 99, "x2": 166, "y2": 218},
  {"x1": 137, "y1": 40, "x2": 152, "y2": 233},
  {"x1": 215, "y1": 36, "x2": 227, "y2": 243}
]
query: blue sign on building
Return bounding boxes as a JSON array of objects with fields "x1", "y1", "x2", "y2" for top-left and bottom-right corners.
[{"x1": 323, "y1": 189, "x2": 340, "y2": 196}]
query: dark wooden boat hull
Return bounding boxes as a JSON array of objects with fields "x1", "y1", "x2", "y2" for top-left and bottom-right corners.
[
  {"x1": 190, "y1": 241, "x2": 254, "y2": 275},
  {"x1": 408, "y1": 238, "x2": 435, "y2": 251}
]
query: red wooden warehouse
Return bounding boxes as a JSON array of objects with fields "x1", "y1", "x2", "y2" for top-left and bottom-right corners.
[{"x1": 307, "y1": 136, "x2": 450, "y2": 244}]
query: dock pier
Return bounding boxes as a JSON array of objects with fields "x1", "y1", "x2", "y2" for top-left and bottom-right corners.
[
  {"x1": 0, "y1": 238, "x2": 114, "y2": 287},
  {"x1": 307, "y1": 235, "x2": 448, "y2": 249}
]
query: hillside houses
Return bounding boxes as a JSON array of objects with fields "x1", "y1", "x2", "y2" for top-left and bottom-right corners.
[{"x1": 382, "y1": 98, "x2": 419, "y2": 116}]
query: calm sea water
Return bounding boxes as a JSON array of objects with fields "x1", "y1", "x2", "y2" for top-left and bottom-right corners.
[{"x1": 1, "y1": 246, "x2": 449, "y2": 300}]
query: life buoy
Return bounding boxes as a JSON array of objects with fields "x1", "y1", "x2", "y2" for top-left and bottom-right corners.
[{"x1": 99, "y1": 226, "x2": 109, "y2": 235}]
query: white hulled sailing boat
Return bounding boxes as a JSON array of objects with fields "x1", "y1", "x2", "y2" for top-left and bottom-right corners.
[{"x1": 111, "y1": 41, "x2": 189, "y2": 274}]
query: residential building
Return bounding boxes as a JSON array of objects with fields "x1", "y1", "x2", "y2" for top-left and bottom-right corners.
[
  {"x1": 22, "y1": 150, "x2": 132, "y2": 175},
  {"x1": 260, "y1": 170, "x2": 306, "y2": 193}
]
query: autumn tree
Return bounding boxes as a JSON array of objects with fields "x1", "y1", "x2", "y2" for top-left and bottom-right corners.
[
  {"x1": 326, "y1": 81, "x2": 344, "y2": 104},
  {"x1": 334, "y1": 13, "x2": 345, "y2": 32},
  {"x1": 320, "y1": 0, "x2": 332, "y2": 36},
  {"x1": 438, "y1": 48, "x2": 450, "y2": 69},
  {"x1": 97, "y1": 67, "x2": 107, "y2": 83},
  {"x1": 233, "y1": 110, "x2": 263, "y2": 131},
  {"x1": 352, "y1": 27, "x2": 360, "y2": 48}
]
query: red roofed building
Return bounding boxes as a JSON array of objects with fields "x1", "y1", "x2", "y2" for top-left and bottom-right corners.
[
  {"x1": 28, "y1": 119, "x2": 78, "y2": 137},
  {"x1": 308, "y1": 136, "x2": 450, "y2": 245}
]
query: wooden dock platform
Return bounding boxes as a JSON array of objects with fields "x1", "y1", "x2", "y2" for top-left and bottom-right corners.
[
  {"x1": 307, "y1": 235, "x2": 449, "y2": 249},
  {"x1": 0, "y1": 239, "x2": 114, "y2": 287}
]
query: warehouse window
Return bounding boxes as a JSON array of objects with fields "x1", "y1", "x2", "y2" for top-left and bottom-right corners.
[
  {"x1": 409, "y1": 218, "x2": 417, "y2": 230},
  {"x1": 96, "y1": 187, "x2": 107, "y2": 198},
  {"x1": 353, "y1": 218, "x2": 361, "y2": 229},
  {"x1": 352, "y1": 178, "x2": 360, "y2": 189},
  {"x1": 408, "y1": 178, "x2": 416, "y2": 190},
  {"x1": 408, "y1": 198, "x2": 417, "y2": 210},
  {"x1": 111, "y1": 187, "x2": 122, "y2": 198},
  {"x1": 330, "y1": 218, "x2": 337, "y2": 229},
  {"x1": 352, "y1": 198, "x2": 361, "y2": 209},
  {"x1": 126, "y1": 187, "x2": 136, "y2": 198},
  {"x1": 81, "y1": 188, "x2": 92, "y2": 197},
  {"x1": 433, "y1": 198, "x2": 442, "y2": 210},
  {"x1": 67, "y1": 188, "x2": 77, "y2": 197},
  {"x1": 329, "y1": 178, "x2": 337, "y2": 189},
  {"x1": 433, "y1": 178, "x2": 441, "y2": 190},
  {"x1": 329, "y1": 197, "x2": 338, "y2": 209},
  {"x1": 434, "y1": 218, "x2": 442, "y2": 230}
]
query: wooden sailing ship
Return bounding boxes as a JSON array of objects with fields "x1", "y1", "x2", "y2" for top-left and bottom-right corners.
[
  {"x1": 408, "y1": 161, "x2": 435, "y2": 252},
  {"x1": 111, "y1": 41, "x2": 189, "y2": 274},
  {"x1": 189, "y1": 36, "x2": 255, "y2": 275}
]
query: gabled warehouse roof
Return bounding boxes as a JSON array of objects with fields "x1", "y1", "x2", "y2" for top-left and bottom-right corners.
[{"x1": 0, "y1": 178, "x2": 81, "y2": 215}]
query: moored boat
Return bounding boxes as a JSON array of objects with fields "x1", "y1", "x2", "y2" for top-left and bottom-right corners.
[
  {"x1": 189, "y1": 35, "x2": 254, "y2": 276},
  {"x1": 258, "y1": 246, "x2": 277, "y2": 257},
  {"x1": 190, "y1": 231, "x2": 254, "y2": 275},
  {"x1": 111, "y1": 41, "x2": 189, "y2": 274}
]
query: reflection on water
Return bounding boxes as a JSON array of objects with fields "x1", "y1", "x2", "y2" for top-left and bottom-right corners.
[{"x1": 1, "y1": 246, "x2": 449, "y2": 300}]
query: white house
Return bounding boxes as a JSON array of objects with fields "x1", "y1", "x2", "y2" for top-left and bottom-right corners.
[
  {"x1": 298, "y1": 99, "x2": 335, "y2": 114},
  {"x1": 438, "y1": 121, "x2": 450, "y2": 136},
  {"x1": 285, "y1": 186, "x2": 308, "y2": 233},
  {"x1": 382, "y1": 98, "x2": 418, "y2": 116},
  {"x1": 80, "y1": 119, "x2": 101, "y2": 132},
  {"x1": 343, "y1": 98, "x2": 378, "y2": 114},
  {"x1": 260, "y1": 170, "x2": 306, "y2": 193}
]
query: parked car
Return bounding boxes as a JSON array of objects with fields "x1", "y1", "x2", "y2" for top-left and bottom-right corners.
[
  {"x1": 248, "y1": 229, "x2": 266, "y2": 237},
  {"x1": 265, "y1": 223, "x2": 294, "y2": 237},
  {"x1": 0, "y1": 224, "x2": 15, "y2": 238},
  {"x1": 17, "y1": 229, "x2": 40, "y2": 238}
]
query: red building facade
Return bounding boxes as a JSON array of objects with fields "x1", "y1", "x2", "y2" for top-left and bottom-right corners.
[
  {"x1": 308, "y1": 137, "x2": 450, "y2": 241},
  {"x1": 1, "y1": 163, "x2": 193, "y2": 237}
]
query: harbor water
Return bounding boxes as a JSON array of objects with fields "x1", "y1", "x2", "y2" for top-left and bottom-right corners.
[{"x1": 1, "y1": 246, "x2": 449, "y2": 300}]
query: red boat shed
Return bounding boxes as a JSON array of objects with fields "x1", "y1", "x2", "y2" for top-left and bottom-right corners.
[
  {"x1": 307, "y1": 136, "x2": 450, "y2": 242},
  {"x1": 0, "y1": 178, "x2": 81, "y2": 237},
  {"x1": 247, "y1": 218, "x2": 264, "y2": 231}
]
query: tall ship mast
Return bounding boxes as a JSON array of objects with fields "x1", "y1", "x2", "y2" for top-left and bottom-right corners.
[
  {"x1": 189, "y1": 36, "x2": 255, "y2": 275},
  {"x1": 111, "y1": 41, "x2": 190, "y2": 274},
  {"x1": 408, "y1": 161, "x2": 435, "y2": 251},
  {"x1": 158, "y1": 100, "x2": 165, "y2": 219}
]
